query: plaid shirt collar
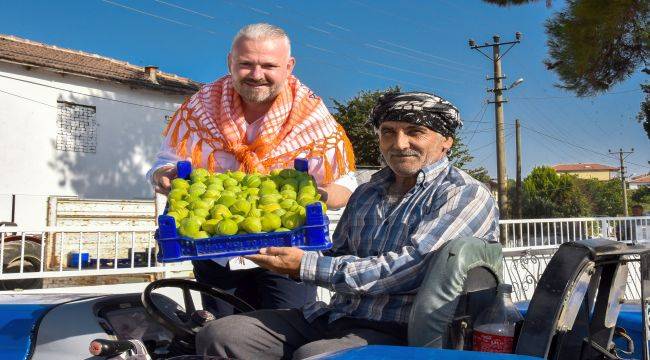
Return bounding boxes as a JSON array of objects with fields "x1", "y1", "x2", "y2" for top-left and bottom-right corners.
[{"x1": 370, "y1": 156, "x2": 450, "y2": 193}]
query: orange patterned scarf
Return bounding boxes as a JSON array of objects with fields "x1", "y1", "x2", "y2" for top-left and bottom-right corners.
[{"x1": 163, "y1": 75, "x2": 355, "y2": 184}]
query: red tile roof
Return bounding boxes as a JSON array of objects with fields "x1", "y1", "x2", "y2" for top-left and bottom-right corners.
[
  {"x1": 629, "y1": 175, "x2": 650, "y2": 184},
  {"x1": 0, "y1": 34, "x2": 201, "y2": 95},
  {"x1": 552, "y1": 163, "x2": 618, "y2": 172}
]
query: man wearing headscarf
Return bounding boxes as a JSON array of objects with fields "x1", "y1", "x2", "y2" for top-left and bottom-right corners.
[{"x1": 196, "y1": 91, "x2": 499, "y2": 359}]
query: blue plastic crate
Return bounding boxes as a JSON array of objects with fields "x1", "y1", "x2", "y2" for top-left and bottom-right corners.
[
  {"x1": 155, "y1": 159, "x2": 332, "y2": 263},
  {"x1": 67, "y1": 252, "x2": 90, "y2": 268}
]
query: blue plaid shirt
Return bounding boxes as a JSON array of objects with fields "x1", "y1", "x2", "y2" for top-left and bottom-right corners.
[{"x1": 300, "y1": 157, "x2": 499, "y2": 324}]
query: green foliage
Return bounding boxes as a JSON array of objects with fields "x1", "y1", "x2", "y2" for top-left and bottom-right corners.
[
  {"x1": 515, "y1": 167, "x2": 639, "y2": 218},
  {"x1": 639, "y1": 81, "x2": 650, "y2": 139},
  {"x1": 521, "y1": 166, "x2": 589, "y2": 218},
  {"x1": 331, "y1": 87, "x2": 399, "y2": 166},
  {"x1": 631, "y1": 186, "x2": 650, "y2": 208},
  {"x1": 467, "y1": 167, "x2": 492, "y2": 184},
  {"x1": 544, "y1": 0, "x2": 649, "y2": 96},
  {"x1": 448, "y1": 137, "x2": 473, "y2": 171},
  {"x1": 574, "y1": 178, "x2": 624, "y2": 216}
]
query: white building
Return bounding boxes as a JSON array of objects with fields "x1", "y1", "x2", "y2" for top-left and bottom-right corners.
[
  {"x1": 0, "y1": 35, "x2": 201, "y2": 228},
  {"x1": 629, "y1": 175, "x2": 650, "y2": 190}
]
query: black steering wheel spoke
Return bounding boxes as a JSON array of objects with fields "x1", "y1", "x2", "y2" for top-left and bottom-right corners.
[{"x1": 182, "y1": 286, "x2": 196, "y2": 315}]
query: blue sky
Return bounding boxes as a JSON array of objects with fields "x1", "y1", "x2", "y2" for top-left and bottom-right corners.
[{"x1": 1, "y1": 0, "x2": 648, "y2": 178}]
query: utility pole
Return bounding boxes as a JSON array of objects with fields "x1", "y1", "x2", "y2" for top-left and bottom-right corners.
[
  {"x1": 469, "y1": 33, "x2": 522, "y2": 222},
  {"x1": 609, "y1": 148, "x2": 634, "y2": 216},
  {"x1": 515, "y1": 119, "x2": 522, "y2": 219}
]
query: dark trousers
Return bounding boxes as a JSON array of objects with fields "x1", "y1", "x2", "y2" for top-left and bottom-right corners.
[
  {"x1": 192, "y1": 260, "x2": 317, "y2": 317},
  {"x1": 196, "y1": 309, "x2": 408, "y2": 360}
]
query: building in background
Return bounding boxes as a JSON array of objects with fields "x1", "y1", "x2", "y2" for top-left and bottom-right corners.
[
  {"x1": 629, "y1": 174, "x2": 650, "y2": 190},
  {"x1": 0, "y1": 34, "x2": 201, "y2": 227},
  {"x1": 551, "y1": 163, "x2": 619, "y2": 181}
]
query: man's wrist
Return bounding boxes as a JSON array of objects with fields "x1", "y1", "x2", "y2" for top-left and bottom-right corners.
[
  {"x1": 317, "y1": 187, "x2": 329, "y2": 203},
  {"x1": 152, "y1": 164, "x2": 175, "y2": 186}
]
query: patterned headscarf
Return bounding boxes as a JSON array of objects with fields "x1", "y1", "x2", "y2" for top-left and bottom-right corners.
[{"x1": 369, "y1": 92, "x2": 462, "y2": 138}]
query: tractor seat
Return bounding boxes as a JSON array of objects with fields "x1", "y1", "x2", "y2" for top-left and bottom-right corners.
[{"x1": 408, "y1": 236, "x2": 503, "y2": 349}]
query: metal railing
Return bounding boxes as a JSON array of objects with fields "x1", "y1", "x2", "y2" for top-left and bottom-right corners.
[
  {"x1": 502, "y1": 246, "x2": 644, "y2": 303},
  {"x1": 0, "y1": 225, "x2": 190, "y2": 283},
  {"x1": 1, "y1": 216, "x2": 649, "y2": 295},
  {"x1": 499, "y1": 216, "x2": 650, "y2": 248}
]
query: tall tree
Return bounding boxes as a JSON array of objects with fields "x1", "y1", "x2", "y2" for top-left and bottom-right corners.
[
  {"x1": 332, "y1": 88, "x2": 491, "y2": 181},
  {"x1": 522, "y1": 166, "x2": 589, "y2": 218},
  {"x1": 483, "y1": 0, "x2": 650, "y2": 138},
  {"x1": 631, "y1": 185, "x2": 650, "y2": 208},
  {"x1": 574, "y1": 178, "x2": 625, "y2": 216}
]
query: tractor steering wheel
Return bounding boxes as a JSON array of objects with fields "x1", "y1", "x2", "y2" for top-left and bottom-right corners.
[{"x1": 142, "y1": 279, "x2": 255, "y2": 351}]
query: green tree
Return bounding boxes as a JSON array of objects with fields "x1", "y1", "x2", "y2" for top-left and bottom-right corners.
[
  {"x1": 332, "y1": 87, "x2": 491, "y2": 182},
  {"x1": 483, "y1": 0, "x2": 650, "y2": 138},
  {"x1": 575, "y1": 178, "x2": 624, "y2": 216},
  {"x1": 631, "y1": 186, "x2": 650, "y2": 209},
  {"x1": 639, "y1": 81, "x2": 650, "y2": 139},
  {"x1": 468, "y1": 167, "x2": 492, "y2": 184},
  {"x1": 331, "y1": 87, "x2": 398, "y2": 166},
  {"x1": 522, "y1": 166, "x2": 589, "y2": 218}
]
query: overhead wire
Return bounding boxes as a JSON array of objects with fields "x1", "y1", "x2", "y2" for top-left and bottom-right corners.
[
  {"x1": 218, "y1": 0, "x2": 467, "y2": 86},
  {"x1": 521, "y1": 125, "x2": 650, "y2": 171},
  {"x1": 0, "y1": 88, "x2": 58, "y2": 108},
  {"x1": 271, "y1": 1, "x2": 482, "y2": 75},
  {"x1": 464, "y1": 101, "x2": 489, "y2": 145},
  {"x1": 110, "y1": 0, "x2": 462, "y2": 91},
  {"x1": 101, "y1": 0, "x2": 217, "y2": 35},
  {"x1": 510, "y1": 57, "x2": 619, "y2": 150},
  {"x1": 510, "y1": 88, "x2": 642, "y2": 100},
  {"x1": 0, "y1": 73, "x2": 178, "y2": 112}
]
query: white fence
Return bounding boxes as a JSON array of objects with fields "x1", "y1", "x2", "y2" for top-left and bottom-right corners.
[
  {"x1": 1, "y1": 216, "x2": 649, "y2": 297},
  {"x1": 0, "y1": 225, "x2": 191, "y2": 284},
  {"x1": 499, "y1": 216, "x2": 650, "y2": 248}
]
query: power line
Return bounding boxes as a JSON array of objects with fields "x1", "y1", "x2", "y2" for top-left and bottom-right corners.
[
  {"x1": 174, "y1": 0, "x2": 471, "y2": 85},
  {"x1": 510, "y1": 57, "x2": 621, "y2": 151},
  {"x1": 522, "y1": 125, "x2": 649, "y2": 171},
  {"x1": 0, "y1": 88, "x2": 57, "y2": 108},
  {"x1": 511, "y1": 88, "x2": 642, "y2": 100},
  {"x1": 376, "y1": 40, "x2": 482, "y2": 71},
  {"x1": 521, "y1": 124, "x2": 613, "y2": 159},
  {"x1": 471, "y1": 130, "x2": 514, "y2": 152},
  {"x1": 464, "y1": 102, "x2": 489, "y2": 145},
  {"x1": 0, "y1": 74, "x2": 178, "y2": 112},
  {"x1": 152, "y1": 0, "x2": 215, "y2": 19},
  {"x1": 254, "y1": 0, "x2": 481, "y2": 74},
  {"x1": 112, "y1": 0, "x2": 458, "y2": 91},
  {"x1": 101, "y1": 0, "x2": 218, "y2": 35},
  {"x1": 345, "y1": 0, "x2": 444, "y2": 34}
]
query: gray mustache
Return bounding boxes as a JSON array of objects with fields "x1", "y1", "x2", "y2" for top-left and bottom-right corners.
[{"x1": 390, "y1": 150, "x2": 420, "y2": 157}]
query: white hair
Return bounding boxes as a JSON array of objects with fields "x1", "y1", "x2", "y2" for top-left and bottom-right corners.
[{"x1": 232, "y1": 23, "x2": 291, "y2": 55}]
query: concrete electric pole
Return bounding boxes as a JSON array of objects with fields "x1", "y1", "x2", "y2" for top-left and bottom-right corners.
[
  {"x1": 515, "y1": 119, "x2": 522, "y2": 219},
  {"x1": 469, "y1": 33, "x2": 522, "y2": 221},
  {"x1": 609, "y1": 148, "x2": 634, "y2": 216}
]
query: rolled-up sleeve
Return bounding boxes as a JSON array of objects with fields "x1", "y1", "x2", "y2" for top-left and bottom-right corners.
[{"x1": 145, "y1": 111, "x2": 192, "y2": 185}]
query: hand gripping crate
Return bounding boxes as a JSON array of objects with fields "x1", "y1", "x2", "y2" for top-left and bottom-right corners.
[{"x1": 155, "y1": 159, "x2": 332, "y2": 263}]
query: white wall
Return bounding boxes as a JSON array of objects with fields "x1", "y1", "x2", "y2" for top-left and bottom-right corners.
[{"x1": 0, "y1": 63, "x2": 188, "y2": 227}]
